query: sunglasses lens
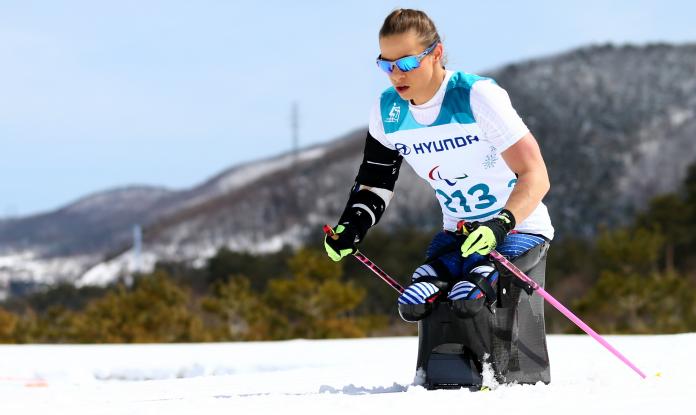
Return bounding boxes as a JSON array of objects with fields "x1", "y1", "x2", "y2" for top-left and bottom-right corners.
[
  {"x1": 396, "y1": 56, "x2": 420, "y2": 72},
  {"x1": 376, "y1": 60, "x2": 393, "y2": 73}
]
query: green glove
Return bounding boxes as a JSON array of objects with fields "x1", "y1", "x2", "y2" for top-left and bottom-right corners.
[
  {"x1": 324, "y1": 224, "x2": 358, "y2": 262},
  {"x1": 461, "y1": 210, "x2": 516, "y2": 257}
]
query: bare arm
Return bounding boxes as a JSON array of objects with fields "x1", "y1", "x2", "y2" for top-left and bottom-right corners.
[{"x1": 500, "y1": 132, "x2": 550, "y2": 224}]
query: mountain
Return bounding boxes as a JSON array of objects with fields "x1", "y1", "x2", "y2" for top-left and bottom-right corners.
[
  {"x1": 1, "y1": 42, "x2": 696, "y2": 288},
  {"x1": 492, "y1": 43, "x2": 696, "y2": 237},
  {"x1": 0, "y1": 141, "x2": 335, "y2": 287}
]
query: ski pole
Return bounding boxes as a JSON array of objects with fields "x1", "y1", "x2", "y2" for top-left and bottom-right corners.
[
  {"x1": 489, "y1": 250, "x2": 647, "y2": 379},
  {"x1": 323, "y1": 225, "x2": 405, "y2": 294},
  {"x1": 455, "y1": 219, "x2": 646, "y2": 378}
]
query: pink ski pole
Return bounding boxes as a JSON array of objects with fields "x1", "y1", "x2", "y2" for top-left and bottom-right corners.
[
  {"x1": 323, "y1": 225, "x2": 405, "y2": 294},
  {"x1": 489, "y1": 250, "x2": 647, "y2": 379}
]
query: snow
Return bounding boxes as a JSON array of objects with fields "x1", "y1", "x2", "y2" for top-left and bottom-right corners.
[
  {"x1": 0, "y1": 251, "x2": 98, "y2": 286},
  {"x1": 74, "y1": 223, "x2": 309, "y2": 287},
  {"x1": 77, "y1": 249, "x2": 157, "y2": 287},
  {"x1": 212, "y1": 147, "x2": 326, "y2": 194},
  {"x1": 0, "y1": 333, "x2": 693, "y2": 415},
  {"x1": 63, "y1": 187, "x2": 171, "y2": 215},
  {"x1": 180, "y1": 146, "x2": 328, "y2": 212},
  {"x1": 0, "y1": 146, "x2": 329, "y2": 288}
]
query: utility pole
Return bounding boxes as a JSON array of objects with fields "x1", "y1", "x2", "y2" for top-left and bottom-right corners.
[
  {"x1": 290, "y1": 102, "x2": 301, "y2": 219},
  {"x1": 291, "y1": 101, "x2": 299, "y2": 166}
]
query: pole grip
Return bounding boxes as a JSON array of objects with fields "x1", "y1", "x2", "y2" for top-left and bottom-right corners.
[
  {"x1": 323, "y1": 224, "x2": 338, "y2": 240},
  {"x1": 323, "y1": 225, "x2": 404, "y2": 294}
]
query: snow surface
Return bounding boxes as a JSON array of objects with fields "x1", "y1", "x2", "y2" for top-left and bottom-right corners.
[{"x1": 0, "y1": 334, "x2": 692, "y2": 415}]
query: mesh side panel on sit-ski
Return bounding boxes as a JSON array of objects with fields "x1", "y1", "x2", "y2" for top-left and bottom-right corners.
[{"x1": 490, "y1": 242, "x2": 551, "y2": 384}]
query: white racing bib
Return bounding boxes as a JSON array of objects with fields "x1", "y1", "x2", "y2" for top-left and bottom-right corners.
[{"x1": 370, "y1": 71, "x2": 554, "y2": 239}]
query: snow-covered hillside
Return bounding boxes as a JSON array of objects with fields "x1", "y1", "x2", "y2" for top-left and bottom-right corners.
[
  {"x1": 0, "y1": 142, "x2": 336, "y2": 288},
  {"x1": 4, "y1": 43, "x2": 696, "y2": 288},
  {"x1": 0, "y1": 334, "x2": 692, "y2": 415}
]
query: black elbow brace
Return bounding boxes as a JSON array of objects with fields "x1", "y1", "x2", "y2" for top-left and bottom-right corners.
[
  {"x1": 355, "y1": 133, "x2": 402, "y2": 191},
  {"x1": 336, "y1": 132, "x2": 401, "y2": 242},
  {"x1": 338, "y1": 188, "x2": 387, "y2": 242}
]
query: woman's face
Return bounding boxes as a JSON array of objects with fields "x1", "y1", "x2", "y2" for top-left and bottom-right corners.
[{"x1": 378, "y1": 30, "x2": 443, "y2": 105}]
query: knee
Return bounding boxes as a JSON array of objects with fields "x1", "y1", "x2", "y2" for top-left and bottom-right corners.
[
  {"x1": 411, "y1": 264, "x2": 438, "y2": 282},
  {"x1": 397, "y1": 281, "x2": 440, "y2": 322},
  {"x1": 449, "y1": 264, "x2": 498, "y2": 318},
  {"x1": 448, "y1": 280, "x2": 485, "y2": 318}
]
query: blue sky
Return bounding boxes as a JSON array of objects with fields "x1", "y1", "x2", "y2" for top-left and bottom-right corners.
[{"x1": 2, "y1": 0, "x2": 695, "y2": 217}]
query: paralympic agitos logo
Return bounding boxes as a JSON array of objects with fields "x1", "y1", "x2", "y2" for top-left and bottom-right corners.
[
  {"x1": 429, "y1": 165, "x2": 468, "y2": 186},
  {"x1": 394, "y1": 135, "x2": 480, "y2": 156}
]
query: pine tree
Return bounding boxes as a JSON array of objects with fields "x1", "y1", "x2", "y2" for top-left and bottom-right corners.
[
  {"x1": 263, "y1": 248, "x2": 366, "y2": 339},
  {"x1": 595, "y1": 227, "x2": 664, "y2": 276},
  {"x1": 74, "y1": 271, "x2": 207, "y2": 343},
  {"x1": 202, "y1": 276, "x2": 273, "y2": 341},
  {"x1": 575, "y1": 270, "x2": 696, "y2": 333},
  {"x1": 0, "y1": 307, "x2": 18, "y2": 343},
  {"x1": 636, "y1": 194, "x2": 691, "y2": 272}
]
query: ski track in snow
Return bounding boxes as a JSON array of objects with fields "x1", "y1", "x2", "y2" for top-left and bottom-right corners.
[{"x1": 0, "y1": 334, "x2": 693, "y2": 415}]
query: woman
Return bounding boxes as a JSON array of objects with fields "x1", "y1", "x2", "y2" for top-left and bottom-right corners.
[
  {"x1": 324, "y1": 9, "x2": 554, "y2": 385},
  {"x1": 324, "y1": 8, "x2": 553, "y2": 384},
  {"x1": 325, "y1": 9, "x2": 553, "y2": 383}
]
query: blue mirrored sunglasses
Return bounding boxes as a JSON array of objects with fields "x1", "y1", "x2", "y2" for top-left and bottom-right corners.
[{"x1": 376, "y1": 41, "x2": 439, "y2": 74}]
